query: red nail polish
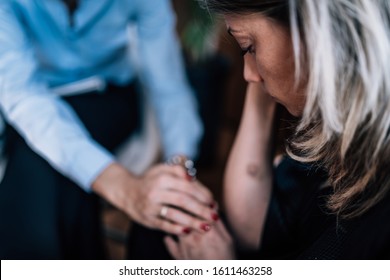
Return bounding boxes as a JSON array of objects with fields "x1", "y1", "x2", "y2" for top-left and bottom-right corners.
[
  {"x1": 209, "y1": 202, "x2": 215, "y2": 209},
  {"x1": 182, "y1": 227, "x2": 191, "y2": 234},
  {"x1": 211, "y1": 213, "x2": 219, "y2": 221},
  {"x1": 185, "y1": 173, "x2": 193, "y2": 181},
  {"x1": 201, "y1": 223, "x2": 211, "y2": 232}
]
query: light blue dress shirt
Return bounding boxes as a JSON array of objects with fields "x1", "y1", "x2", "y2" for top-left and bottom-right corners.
[{"x1": 0, "y1": 0, "x2": 203, "y2": 191}]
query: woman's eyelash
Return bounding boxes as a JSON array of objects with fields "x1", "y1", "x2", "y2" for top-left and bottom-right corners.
[{"x1": 241, "y1": 45, "x2": 254, "y2": 56}]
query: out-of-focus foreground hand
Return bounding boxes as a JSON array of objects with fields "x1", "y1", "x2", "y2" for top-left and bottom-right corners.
[
  {"x1": 164, "y1": 220, "x2": 235, "y2": 259},
  {"x1": 92, "y1": 162, "x2": 218, "y2": 235}
]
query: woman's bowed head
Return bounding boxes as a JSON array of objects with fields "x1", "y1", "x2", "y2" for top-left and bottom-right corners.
[
  {"x1": 165, "y1": 0, "x2": 390, "y2": 259},
  {"x1": 203, "y1": 0, "x2": 390, "y2": 218}
]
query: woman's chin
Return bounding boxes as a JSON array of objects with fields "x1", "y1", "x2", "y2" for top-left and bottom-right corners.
[{"x1": 279, "y1": 102, "x2": 303, "y2": 117}]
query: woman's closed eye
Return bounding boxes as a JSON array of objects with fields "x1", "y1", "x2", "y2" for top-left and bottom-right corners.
[{"x1": 241, "y1": 45, "x2": 255, "y2": 56}]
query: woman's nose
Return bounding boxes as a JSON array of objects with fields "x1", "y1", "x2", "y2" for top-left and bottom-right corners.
[{"x1": 243, "y1": 55, "x2": 261, "y2": 83}]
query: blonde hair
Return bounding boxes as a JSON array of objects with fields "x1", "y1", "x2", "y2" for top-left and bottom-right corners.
[
  {"x1": 288, "y1": 0, "x2": 390, "y2": 218},
  {"x1": 203, "y1": 0, "x2": 390, "y2": 218}
]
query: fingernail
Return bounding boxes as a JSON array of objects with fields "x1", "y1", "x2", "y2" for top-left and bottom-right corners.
[
  {"x1": 200, "y1": 223, "x2": 211, "y2": 232},
  {"x1": 209, "y1": 202, "x2": 216, "y2": 209},
  {"x1": 182, "y1": 227, "x2": 191, "y2": 234},
  {"x1": 211, "y1": 213, "x2": 219, "y2": 221},
  {"x1": 185, "y1": 173, "x2": 193, "y2": 181}
]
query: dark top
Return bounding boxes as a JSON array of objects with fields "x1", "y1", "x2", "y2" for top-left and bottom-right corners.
[{"x1": 240, "y1": 157, "x2": 390, "y2": 259}]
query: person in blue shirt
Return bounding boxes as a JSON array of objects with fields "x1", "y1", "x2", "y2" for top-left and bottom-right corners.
[{"x1": 0, "y1": 0, "x2": 218, "y2": 259}]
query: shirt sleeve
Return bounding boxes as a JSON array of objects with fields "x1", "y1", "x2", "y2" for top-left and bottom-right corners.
[
  {"x1": 133, "y1": 0, "x2": 203, "y2": 160},
  {"x1": 0, "y1": 3, "x2": 114, "y2": 191}
]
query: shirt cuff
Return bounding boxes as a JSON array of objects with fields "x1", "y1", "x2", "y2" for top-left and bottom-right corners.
[{"x1": 67, "y1": 140, "x2": 115, "y2": 192}]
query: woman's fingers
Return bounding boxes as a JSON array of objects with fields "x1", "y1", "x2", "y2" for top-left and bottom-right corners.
[
  {"x1": 186, "y1": 180, "x2": 214, "y2": 206},
  {"x1": 160, "y1": 176, "x2": 214, "y2": 208},
  {"x1": 214, "y1": 220, "x2": 233, "y2": 242},
  {"x1": 133, "y1": 164, "x2": 219, "y2": 234},
  {"x1": 164, "y1": 236, "x2": 183, "y2": 259},
  {"x1": 158, "y1": 190, "x2": 217, "y2": 226},
  {"x1": 157, "y1": 205, "x2": 214, "y2": 233},
  {"x1": 149, "y1": 164, "x2": 215, "y2": 206},
  {"x1": 165, "y1": 222, "x2": 235, "y2": 260},
  {"x1": 148, "y1": 164, "x2": 187, "y2": 179},
  {"x1": 153, "y1": 217, "x2": 188, "y2": 236}
]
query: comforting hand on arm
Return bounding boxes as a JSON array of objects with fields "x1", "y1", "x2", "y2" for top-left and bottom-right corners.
[
  {"x1": 92, "y1": 163, "x2": 217, "y2": 235},
  {"x1": 165, "y1": 83, "x2": 276, "y2": 259}
]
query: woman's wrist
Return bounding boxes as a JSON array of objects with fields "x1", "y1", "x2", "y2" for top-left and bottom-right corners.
[{"x1": 91, "y1": 162, "x2": 138, "y2": 213}]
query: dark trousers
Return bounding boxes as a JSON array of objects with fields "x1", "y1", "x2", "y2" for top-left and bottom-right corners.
[{"x1": 0, "y1": 83, "x2": 139, "y2": 259}]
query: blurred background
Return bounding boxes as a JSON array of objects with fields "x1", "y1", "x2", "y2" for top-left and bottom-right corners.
[{"x1": 103, "y1": 0, "x2": 248, "y2": 259}]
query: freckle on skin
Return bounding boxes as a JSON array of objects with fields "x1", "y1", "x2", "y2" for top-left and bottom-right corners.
[{"x1": 247, "y1": 163, "x2": 259, "y2": 178}]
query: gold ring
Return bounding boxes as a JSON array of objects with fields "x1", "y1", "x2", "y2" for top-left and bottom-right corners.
[{"x1": 160, "y1": 206, "x2": 168, "y2": 218}]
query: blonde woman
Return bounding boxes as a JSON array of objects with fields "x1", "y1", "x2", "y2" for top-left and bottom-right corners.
[{"x1": 165, "y1": 0, "x2": 390, "y2": 259}]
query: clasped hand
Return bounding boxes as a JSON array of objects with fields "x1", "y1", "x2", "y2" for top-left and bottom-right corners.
[
  {"x1": 165, "y1": 219, "x2": 235, "y2": 259},
  {"x1": 93, "y1": 162, "x2": 233, "y2": 258},
  {"x1": 124, "y1": 164, "x2": 219, "y2": 235}
]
